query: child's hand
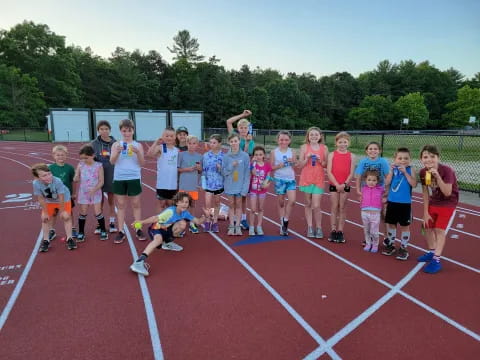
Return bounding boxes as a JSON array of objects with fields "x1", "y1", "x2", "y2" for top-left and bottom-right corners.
[
  {"x1": 216, "y1": 163, "x2": 222, "y2": 171},
  {"x1": 336, "y1": 184, "x2": 345, "y2": 192},
  {"x1": 397, "y1": 165, "x2": 407, "y2": 174},
  {"x1": 88, "y1": 188, "x2": 96, "y2": 197},
  {"x1": 71, "y1": 194, "x2": 76, "y2": 200},
  {"x1": 113, "y1": 142, "x2": 122, "y2": 154},
  {"x1": 130, "y1": 145, "x2": 139, "y2": 154},
  {"x1": 201, "y1": 207, "x2": 211, "y2": 218},
  {"x1": 246, "y1": 134, "x2": 253, "y2": 141},
  {"x1": 423, "y1": 214, "x2": 433, "y2": 228},
  {"x1": 382, "y1": 195, "x2": 388, "y2": 204},
  {"x1": 242, "y1": 110, "x2": 252, "y2": 117},
  {"x1": 357, "y1": 191, "x2": 362, "y2": 201},
  {"x1": 430, "y1": 168, "x2": 440, "y2": 179},
  {"x1": 41, "y1": 212, "x2": 49, "y2": 223}
]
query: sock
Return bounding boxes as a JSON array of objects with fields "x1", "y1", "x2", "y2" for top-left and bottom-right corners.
[
  {"x1": 400, "y1": 231, "x2": 410, "y2": 248},
  {"x1": 78, "y1": 214, "x2": 87, "y2": 233},
  {"x1": 109, "y1": 217, "x2": 115, "y2": 224},
  {"x1": 96, "y1": 213, "x2": 106, "y2": 232},
  {"x1": 387, "y1": 229, "x2": 396, "y2": 246},
  {"x1": 284, "y1": 220, "x2": 289, "y2": 228},
  {"x1": 283, "y1": 217, "x2": 288, "y2": 222},
  {"x1": 241, "y1": 214, "x2": 246, "y2": 221},
  {"x1": 433, "y1": 255, "x2": 441, "y2": 262},
  {"x1": 137, "y1": 253, "x2": 148, "y2": 262}
]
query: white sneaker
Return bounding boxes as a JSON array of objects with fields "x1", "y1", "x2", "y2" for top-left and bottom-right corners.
[
  {"x1": 227, "y1": 226, "x2": 235, "y2": 236},
  {"x1": 130, "y1": 260, "x2": 149, "y2": 276},
  {"x1": 161, "y1": 241, "x2": 183, "y2": 251},
  {"x1": 249, "y1": 226, "x2": 256, "y2": 236},
  {"x1": 256, "y1": 226, "x2": 264, "y2": 235},
  {"x1": 235, "y1": 226, "x2": 243, "y2": 236}
]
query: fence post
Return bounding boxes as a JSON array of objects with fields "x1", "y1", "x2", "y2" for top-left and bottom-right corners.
[
  {"x1": 24, "y1": 129, "x2": 27, "y2": 141},
  {"x1": 380, "y1": 133, "x2": 385, "y2": 157},
  {"x1": 458, "y1": 135, "x2": 464, "y2": 150}
]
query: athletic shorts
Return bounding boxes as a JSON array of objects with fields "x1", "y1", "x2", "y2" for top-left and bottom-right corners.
[
  {"x1": 180, "y1": 190, "x2": 199, "y2": 201},
  {"x1": 156, "y1": 189, "x2": 178, "y2": 200},
  {"x1": 274, "y1": 178, "x2": 296, "y2": 195},
  {"x1": 205, "y1": 188, "x2": 224, "y2": 195},
  {"x1": 45, "y1": 201, "x2": 72, "y2": 217},
  {"x1": 148, "y1": 224, "x2": 174, "y2": 247},
  {"x1": 385, "y1": 201, "x2": 412, "y2": 226},
  {"x1": 113, "y1": 179, "x2": 142, "y2": 196},
  {"x1": 329, "y1": 184, "x2": 351, "y2": 192},
  {"x1": 299, "y1": 184, "x2": 324, "y2": 194},
  {"x1": 427, "y1": 205, "x2": 456, "y2": 230}
]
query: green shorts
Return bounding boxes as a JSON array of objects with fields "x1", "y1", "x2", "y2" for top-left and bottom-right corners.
[
  {"x1": 299, "y1": 184, "x2": 324, "y2": 195},
  {"x1": 113, "y1": 179, "x2": 142, "y2": 196}
]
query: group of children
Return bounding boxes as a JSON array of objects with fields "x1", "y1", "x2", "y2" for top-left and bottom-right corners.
[{"x1": 30, "y1": 112, "x2": 459, "y2": 276}]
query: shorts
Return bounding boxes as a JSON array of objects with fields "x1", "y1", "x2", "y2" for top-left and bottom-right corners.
[
  {"x1": 225, "y1": 193, "x2": 242, "y2": 197},
  {"x1": 205, "y1": 188, "x2": 223, "y2": 195},
  {"x1": 329, "y1": 184, "x2": 351, "y2": 192},
  {"x1": 299, "y1": 184, "x2": 324, "y2": 194},
  {"x1": 156, "y1": 189, "x2": 178, "y2": 200},
  {"x1": 113, "y1": 179, "x2": 142, "y2": 196},
  {"x1": 45, "y1": 201, "x2": 72, "y2": 217},
  {"x1": 427, "y1": 205, "x2": 456, "y2": 230},
  {"x1": 249, "y1": 192, "x2": 267, "y2": 199},
  {"x1": 180, "y1": 190, "x2": 199, "y2": 201},
  {"x1": 274, "y1": 178, "x2": 296, "y2": 195},
  {"x1": 385, "y1": 202, "x2": 412, "y2": 226},
  {"x1": 148, "y1": 224, "x2": 174, "y2": 247}
]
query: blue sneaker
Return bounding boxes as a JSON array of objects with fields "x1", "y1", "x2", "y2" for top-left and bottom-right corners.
[
  {"x1": 240, "y1": 219, "x2": 249, "y2": 230},
  {"x1": 417, "y1": 251, "x2": 434, "y2": 262},
  {"x1": 423, "y1": 259, "x2": 442, "y2": 274},
  {"x1": 189, "y1": 223, "x2": 199, "y2": 234}
]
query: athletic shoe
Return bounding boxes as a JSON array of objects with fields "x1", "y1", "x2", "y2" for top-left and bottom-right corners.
[
  {"x1": 371, "y1": 245, "x2": 379, "y2": 253},
  {"x1": 396, "y1": 247, "x2": 409, "y2": 261},
  {"x1": 100, "y1": 231, "x2": 108, "y2": 241},
  {"x1": 281, "y1": 220, "x2": 289, "y2": 236},
  {"x1": 114, "y1": 231, "x2": 126, "y2": 244},
  {"x1": 382, "y1": 238, "x2": 391, "y2": 248},
  {"x1": 189, "y1": 223, "x2": 199, "y2": 234},
  {"x1": 227, "y1": 225, "x2": 235, "y2": 236},
  {"x1": 161, "y1": 241, "x2": 183, "y2": 251},
  {"x1": 48, "y1": 229, "x2": 56, "y2": 241},
  {"x1": 256, "y1": 226, "x2": 264, "y2": 235},
  {"x1": 240, "y1": 219, "x2": 249, "y2": 230},
  {"x1": 109, "y1": 223, "x2": 118, "y2": 233},
  {"x1": 423, "y1": 259, "x2": 442, "y2": 274},
  {"x1": 130, "y1": 260, "x2": 149, "y2": 276},
  {"x1": 382, "y1": 245, "x2": 397, "y2": 256},
  {"x1": 307, "y1": 227, "x2": 315, "y2": 238},
  {"x1": 249, "y1": 226, "x2": 256, "y2": 236},
  {"x1": 362, "y1": 240, "x2": 366, "y2": 247},
  {"x1": 328, "y1": 230, "x2": 337, "y2": 242},
  {"x1": 235, "y1": 226, "x2": 243, "y2": 236},
  {"x1": 315, "y1": 228, "x2": 324, "y2": 239},
  {"x1": 203, "y1": 221, "x2": 211, "y2": 232},
  {"x1": 211, "y1": 223, "x2": 219, "y2": 233},
  {"x1": 39, "y1": 240, "x2": 50, "y2": 253},
  {"x1": 336, "y1": 231, "x2": 345, "y2": 243},
  {"x1": 76, "y1": 233, "x2": 86, "y2": 242},
  {"x1": 417, "y1": 252, "x2": 434, "y2": 262},
  {"x1": 136, "y1": 229, "x2": 146, "y2": 241},
  {"x1": 363, "y1": 244, "x2": 371, "y2": 252},
  {"x1": 66, "y1": 238, "x2": 77, "y2": 250},
  {"x1": 94, "y1": 225, "x2": 101, "y2": 234}
]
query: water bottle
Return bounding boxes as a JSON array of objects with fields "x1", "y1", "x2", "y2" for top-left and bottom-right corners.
[
  {"x1": 282, "y1": 155, "x2": 289, "y2": 167},
  {"x1": 248, "y1": 123, "x2": 253, "y2": 135},
  {"x1": 201, "y1": 175, "x2": 207, "y2": 189},
  {"x1": 162, "y1": 143, "x2": 167, "y2": 153},
  {"x1": 311, "y1": 154, "x2": 317, "y2": 166},
  {"x1": 393, "y1": 166, "x2": 399, "y2": 176},
  {"x1": 122, "y1": 142, "x2": 127, "y2": 155},
  {"x1": 127, "y1": 144, "x2": 133, "y2": 156}
]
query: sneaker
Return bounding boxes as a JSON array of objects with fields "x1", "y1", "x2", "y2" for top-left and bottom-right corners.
[
  {"x1": 240, "y1": 219, "x2": 249, "y2": 230},
  {"x1": 109, "y1": 223, "x2": 118, "y2": 233},
  {"x1": 227, "y1": 225, "x2": 235, "y2": 236},
  {"x1": 371, "y1": 245, "x2": 378, "y2": 253},
  {"x1": 363, "y1": 244, "x2": 371, "y2": 252},
  {"x1": 189, "y1": 223, "x2": 199, "y2": 234},
  {"x1": 100, "y1": 231, "x2": 108, "y2": 241},
  {"x1": 136, "y1": 229, "x2": 146, "y2": 241},
  {"x1": 130, "y1": 260, "x2": 149, "y2": 276},
  {"x1": 66, "y1": 238, "x2": 77, "y2": 250},
  {"x1": 307, "y1": 227, "x2": 315, "y2": 238},
  {"x1": 328, "y1": 230, "x2": 337, "y2": 242},
  {"x1": 249, "y1": 226, "x2": 256, "y2": 236},
  {"x1": 72, "y1": 227, "x2": 78, "y2": 238},
  {"x1": 48, "y1": 229, "x2": 56, "y2": 241},
  {"x1": 423, "y1": 259, "x2": 442, "y2": 274},
  {"x1": 417, "y1": 251, "x2": 434, "y2": 262},
  {"x1": 114, "y1": 231, "x2": 126, "y2": 244},
  {"x1": 362, "y1": 240, "x2": 366, "y2": 247},
  {"x1": 382, "y1": 238, "x2": 390, "y2": 248},
  {"x1": 161, "y1": 241, "x2": 183, "y2": 251},
  {"x1": 39, "y1": 240, "x2": 50, "y2": 253},
  {"x1": 94, "y1": 225, "x2": 101, "y2": 234},
  {"x1": 315, "y1": 228, "x2": 324, "y2": 239},
  {"x1": 281, "y1": 220, "x2": 288, "y2": 236},
  {"x1": 76, "y1": 233, "x2": 86, "y2": 242},
  {"x1": 382, "y1": 245, "x2": 397, "y2": 256},
  {"x1": 396, "y1": 247, "x2": 409, "y2": 261},
  {"x1": 256, "y1": 226, "x2": 264, "y2": 235},
  {"x1": 336, "y1": 231, "x2": 345, "y2": 243},
  {"x1": 235, "y1": 226, "x2": 243, "y2": 236},
  {"x1": 203, "y1": 221, "x2": 211, "y2": 232},
  {"x1": 211, "y1": 223, "x2": 219, "y2": 233}
]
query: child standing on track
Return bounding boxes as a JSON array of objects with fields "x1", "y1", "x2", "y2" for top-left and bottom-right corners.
[
  {"x1": 32, "y1": 163, "x2": 76, "y2": 252},
  {"x1": 417, "y1": 145, "x2": 458, "y2": 274},
  {"x1": 360, "y1": 170, "x2": 385, "y2": 253},
  {"x1": 202, "y1": 134, "x2": 225, "y2": 233},
  {"x1": 147, "y1": 127, "x2": 179, "y2": 212},
  {"x1": 382, "y1": 147, "x2": 417, "y2": 260},
  {"x1": 90, "y1": 120, "x2": 117, "y2": 233},
  {"x1": 129, "y1": 192, "x2": 211, "y2": 276},
  {"x1": 223, "y1": 133, "x2": 250, "y2": 236},
  {"x1": 110, "y1": 119, "x2": 146, "y2": 243},
  {"x1": 226, "y1": 110, "x2": 255, "y2": 230},
  {"x1": 298, "y1": 127, "x2": 328, "y2": 238},
  {"x1": 270, "y1": 130, "x2": 297, "y2": 236},
  {"x1": 74, "y1": 145, "x2": 107, "y2": 241},
  {"x1": 248, "y1": 146, "x2": 272, "y2": 236},
  {"x1": 326, "y1": 132, "x2": 355, "y2": 243},
  {"x1": 175, "y1": 126, "x2": 189, "y2": 151},
  {"x1": 48, "y1": 145, "x2": 76, "y2": 241},
  {"x1": 178, "y1": 135, "x2": 203, "y2": 234}
]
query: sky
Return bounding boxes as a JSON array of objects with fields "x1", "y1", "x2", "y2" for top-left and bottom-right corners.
[{"x1": 1, "y1": 0, "x2": 479, "y2": 78}]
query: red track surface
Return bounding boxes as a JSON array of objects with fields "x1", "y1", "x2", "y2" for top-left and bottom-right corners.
[{"x1": 0, "y1": 141, "x2": 479, "y2": 360}]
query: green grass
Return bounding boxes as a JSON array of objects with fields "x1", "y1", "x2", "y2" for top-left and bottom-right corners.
[{"x1": 0, "y1": 129, "x2": 50, "y2": 142}]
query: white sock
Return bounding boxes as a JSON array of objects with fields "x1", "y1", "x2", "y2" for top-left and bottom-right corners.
[
  {"x1": 109, "y1": 217, "x2": 115, "y2": 223},
  {"x1": 241, "y1": 214, "x2": 247, "y2": 221}
]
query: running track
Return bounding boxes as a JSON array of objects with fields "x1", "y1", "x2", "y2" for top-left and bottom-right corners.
[{"x1": 0, "y1": 141, "x2": 478, "y2": 360}]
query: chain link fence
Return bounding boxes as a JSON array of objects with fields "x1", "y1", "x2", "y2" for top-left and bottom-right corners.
[{"x1": 0, "y1": 128, "x2": 50, "y2": 142}]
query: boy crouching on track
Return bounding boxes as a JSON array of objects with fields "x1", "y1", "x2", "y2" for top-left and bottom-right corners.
[
  {"x1": 129, "y1": 192, "x2": 210, "y2": 276},
  {"x1": 32, "y1": 163, "x2": 77, "y2": 252}
]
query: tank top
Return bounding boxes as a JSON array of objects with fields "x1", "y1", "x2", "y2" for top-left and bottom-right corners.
[
  {"x1": 273, "y1": 147, "x2": 295, "y2": 181},
  {"x1": 113, "y1": 141, "x2": 141, "y2": 181},
  {"x1": 156, "y1": 146, "x2": 179, "y2": 189},
  {"x1": 299, "y1": 144, "x2": 327, "y2": 187},
  {"x1": 330, "y1": 150, "x2": 352, "y2": 185}
]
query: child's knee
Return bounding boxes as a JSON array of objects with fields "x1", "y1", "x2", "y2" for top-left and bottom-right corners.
[
  {"x1": 173, "y1": 220, "x2": 187, "y2": 234},
  {"x1": 60, "y1": 211, "x2": 71, "y2": 221}
]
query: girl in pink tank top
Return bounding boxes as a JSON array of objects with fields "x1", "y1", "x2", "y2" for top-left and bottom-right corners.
[{"x1": 298, "y1": 127, "x2": 328, "y2": 238}]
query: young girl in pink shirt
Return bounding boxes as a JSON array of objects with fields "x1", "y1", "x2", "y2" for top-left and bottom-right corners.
[{"x1": 360, "y1": 170, "x2": 385, "y2": 253}]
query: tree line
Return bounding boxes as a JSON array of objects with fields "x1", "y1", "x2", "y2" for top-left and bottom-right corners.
[{"x1": 1, "y1": 21, "x2": 479, "y2": 130}]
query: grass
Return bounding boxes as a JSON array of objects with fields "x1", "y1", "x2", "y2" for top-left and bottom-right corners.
[{"x1": 0, "y1": 129, "x2": 50, "y2": 142}]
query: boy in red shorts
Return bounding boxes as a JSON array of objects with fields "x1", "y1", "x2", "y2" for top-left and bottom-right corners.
[{"x1": 417, "y1": 145, "x2": 458, "y2": 274}]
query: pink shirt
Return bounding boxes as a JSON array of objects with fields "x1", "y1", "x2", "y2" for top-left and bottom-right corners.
[
  {"x1": 249, "y1": 162, "x2": 272, "y2": 194},
  {"x1": 360, "y1": 184, "x2": 384, "y2": 211}
]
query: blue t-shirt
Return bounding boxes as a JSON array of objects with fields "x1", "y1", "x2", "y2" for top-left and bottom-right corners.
[
  {"x1": 387, "y1": 166, "x2": 412, "y2": 204},
  {"x1": 355, "y1": 157, "x2": 390, "y2": 185},
  {"x1": 33, "y1": 176, "x2": 71, "y2": 203},
  {"x1": 151, "y1": 206, "x2": 194, "y2": 229}
]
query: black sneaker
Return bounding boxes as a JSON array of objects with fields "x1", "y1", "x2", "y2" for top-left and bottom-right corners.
[
  {"x1": 382, "y1": 245, "x2": 397, "y2": 256},
  {"x1": 396, "y1": 247, "x2": 409, "y2": 261},
  {"x1": 281, "y1": 220, "x2": 289, "y2": 236},
  {"x1": 100, "y1": 231, "x2": 108, "y2": 241},
  {"x1": 336, "y1": 231, "x2": 345, "y2": 243},
  {"x1": 48, "y1": 229, "x2": 56, "y2": 241},
  {"x1": 76, "y1": 233, "x2": 86, "y2": 242},
  {"x1": 136, "y1": 229, "x2": 146, "y2": 241},
  {"x1": 66, "y1": 238, "x2": 77, "y2": 250},
  {"x1": 40, "y1": 240, "x2": 50, "y2": 252},
  {"x1": 328, "y1": 230, "x2": 337, "y2": 242},
  {"x1": 94, "y1": 225, "x2": 101, "y2": 234},
  {"x1": 72, "y1": 227, "x2": 78, "y2": 238},
  {"x1": 109, "y1": 222, "x2": 118, "y2": 233},
  {"x1": 114, "y1": 231, "x2": 126, "y2": 244}
]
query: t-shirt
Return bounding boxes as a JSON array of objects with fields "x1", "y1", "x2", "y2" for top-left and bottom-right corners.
[
  {"x1": 231, "y1": 130, "x2": 255, "y2": 155},
  {"x1": 419, "y1": 164, "x2": 458, "y2": 207},
  {"x1": 156, "y1": 146, "x2": 179, "y2": 190},
  {"x1": 178, "y1": 151, "x2": 203, "y2": 191},
  {"x1": 151, "y1": 206, "x2": 194, "y2": 230},
  {"x1": 249, "y1": 161, "x2": 273, "y2": 194},
  {"x1": 387, "y1": 166, "x2": 412, "y2": 204},
  {"x1": 355, "y1": 157, "x2": 390, "y2": 185},
  {"x1": 113, "y1": 141, "x2": 142, "y2": 181},
  {"x1": 48, "y1": 163, "x2": 75, "y2": 194},
  {"x1": 33, "y1": 176, "x2": 71, "y2": 203},
  {"x1": 202, "y1": 150, "x2": 224, "y2": 191}
]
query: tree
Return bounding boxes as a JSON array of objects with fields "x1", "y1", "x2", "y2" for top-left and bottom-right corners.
[
  {"x1": 443, "y1": 85, "x2": 480, "y2": 128},
  {"x1": 168, "y1": 30, "x2": 204, "y2": 63},
  {"x1": 394, "y1": 92, "x2": 429, "y2": 129},
  {"x1": 345, "y1": 95, "x2": 396, "y2": 130}
]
